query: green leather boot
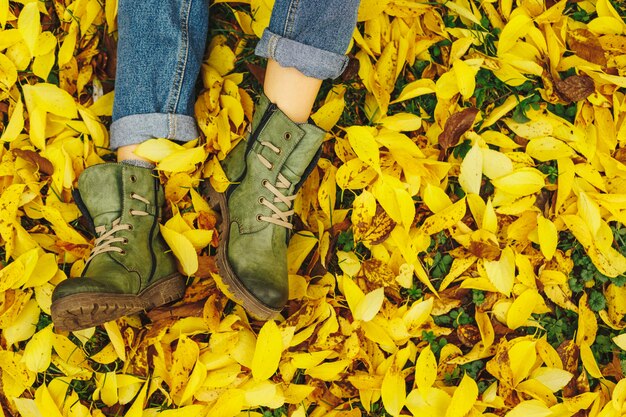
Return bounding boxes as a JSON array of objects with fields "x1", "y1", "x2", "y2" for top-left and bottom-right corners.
[
  {"x1": 51, "y1": 164, "x2": 185, "y2": 331},
  {"x1": 205, "y1": 95, "x2": 325, "y2": 319}
]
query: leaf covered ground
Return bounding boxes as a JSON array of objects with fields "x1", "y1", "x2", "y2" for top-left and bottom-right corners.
[{"x1": 1, "y1": 0, "x2": 626, "y2": 416}]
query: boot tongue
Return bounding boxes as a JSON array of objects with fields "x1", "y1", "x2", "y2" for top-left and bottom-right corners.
[
  {"x1": 77, "y1": 164, "x2": 124, "y2": 229},
  {"x1": 281, "y1": 124, "x2": 325, "y2": 187}
]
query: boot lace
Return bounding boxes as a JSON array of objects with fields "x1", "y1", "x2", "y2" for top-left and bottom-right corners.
[
  {"x1": 256, "y1": 141, "x2": 295, "y2": 229},
  {"x1": 86, "y1": 192, "x2": 151, "y2": 263}
]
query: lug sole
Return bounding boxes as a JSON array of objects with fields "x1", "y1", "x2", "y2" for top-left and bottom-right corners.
[
  {"x1": 50, "y1": 273, "x2": 185, "y2": 332},
  {"x1": 204, "y1": 184, "x2": 281, "y2": 320}
]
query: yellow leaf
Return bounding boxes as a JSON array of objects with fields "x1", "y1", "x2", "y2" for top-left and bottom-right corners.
[
  {"x1": 182, "y1": 229, "x2": 213, "y2": 251},
  {"x1": 505, "y1": 400, "x2": 552, "y2": 417},
  {"x1": 423, "y1": 184, "x2": 452, "y2": 213},
  {"x1": 420, "y1": 197, "x2": 466, "y2": 235},
  {"x1": 96, "y1": 371, "x2": 118, "y2": 406},
  {"x1": 482, "y1": 95, "x2": 523, "y2": 128},
  {"x1": 22, "y1": 324, "x2": 53, "y2": 372},
  {"x1": 484, "y1": 246, "x2": 515, "y2": 296},
  {"x1": 453, "y1": 60, "x2": 478, "y2": 100},
  {"x1": 22, "y1": 83, "x2": 78, "y2": 119},
  {"x1": 179, "y1": 361, "x2": 207, "y2": 405},
  {"x1": 491, "y1": 168, "x2": 545, "y2": 196},
  {"x1": 482, "y1": 148, "x2": 513, "y2": 180},
  {"x1": 0, "y1": 97, "x2": 24, "y2": 142},
  {"x1": 287, "y1": 231, "x2": 318, "y2": 274},
  {"x1": 530, "y1": 367, "x2": 573, "y2": 392},
  {"x1": 382, "y1": 357, "x2": 406, "y2": 417},
  {"x1": 157, "y1": 146, "x2": 205, "y2": 172},
  {"x1": 346, "y1": 126, "x2": 381, "y2": 173},
  {"x1": 251, "y1": 320, "x2": 283, "y2": 381},
  {"x1": 507, "y1": 288, "x2": 541, "y2": 330},
  {"x1": 354, "y1": 287, "x2": 385, "y2": 322},
  {"x1": 206, "y1": 388, "x2": 244, "y2": 417},
  {"x1": 18, "y1": 3, "x2": 40, "y2": 57},
  {"x1": 0, "y1": 52, "x2": 17, "y2": 89},
  {"x1": 509, "y1": 340, "x2": 537, "y2": 385},
  {"x1": 403, "y1": 298, "x2": 434, "y2": 335},
  {"x1": 459, "y1": 143, "x2": 483, "y2": 195},
  {"x1": 392, "y1": 79, "x2": 436, "y2": 103},
  {"x1": 341, "y1": 273, "x2": 365, "y2": 312},
  {"x1": 613, "y1": 333, "x2": 626, "y2": 350},
  {"x1": 497, "y1": 14, "x2": 532, "y2": 56},
  {"x1": 576, "y1": 292, "x2": 598, "y2": 346},
  {"x1": 526, "y1": 137, "x2": 574, "y2": 161},
  {"x1": 580, "y1": 342, "x2": 602, "y2": 379},
  {"x1": 207, "y1": 42, "x2": 236, "y2": 76},
  {"x1": 291, "y1": 351, "x2": 333, "y2": 369},
  {"x1": 4, "y1": 299, "x2": 40, "y2": 346},
  {"x1": 311, "y1": 86, "x2": 345, "y2": 131},
  {"x1": 103, "y1": 320, "x2": 126, "y2": 362},
  {"x1": 124, "y1": 381, "x2": 148, "y2": 417},
  {"x1": 160, "y1": 224, "x2": 198, "y2": 275},
  {"x1": 537, "y1": 215, "x2": 557, "y2": 261},
  {"x1": 304, "y1": 359, "x2": 350, "y2": 381},
  {"x1": 444, "y1": 373, "x2": 478, "y2": 417},
  {"x1": 406, "y1": 387, "x2": 452, "y2": 416},
  {"x1": 379, "y1": 113, "x2": 422, "y2": 132},
  {"x1": 34, "y1": 385, "x2": 63, "y2": 417},
  {"x1": 415, "y1": 345, "x2": 437, "y2": 396}
]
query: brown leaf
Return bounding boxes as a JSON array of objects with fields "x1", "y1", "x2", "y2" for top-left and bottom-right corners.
[
  {"x1": 468, "y1": 241, "x2": 501, "y2": 260},
  {"x1": 555, "y1": 75, "x2": 595, "y2": 103},
  {"x1": 103, "y1": 31, "x2": 117, "y2": 80},
  {"x1": 246, "y1": 62, "x2": 266, "y2": 85},
  {"x1": 568, "y1": 29, "x2": 607, "y2": 66},
  {"x1": 195, "y1": 255, "x2": 218, "y2": 280},
  {"x1": 438, "y1": 108, "x2": 479, "y2": 159},
  {"x1": 13, "y1": 149, "x2": 54, "y2": 175},
  {"x1": 340, "y1": 56, "x2": 360, "y2": 83},
  {"x1": 353, "y1": 206, "x2": 396, "y2": 245}
]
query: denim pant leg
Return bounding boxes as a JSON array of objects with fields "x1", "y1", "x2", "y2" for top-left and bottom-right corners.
[
  {"x1": 110, "y1": 0, "x2": 209, "y2": 149},
  {"x1": 255, "y1": 0, "x2": 360, "y2": 80}
]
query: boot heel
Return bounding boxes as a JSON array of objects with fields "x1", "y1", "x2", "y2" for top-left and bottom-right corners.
[{"x1": 141, "y1": 273, "x2": 186, "y2": 308}]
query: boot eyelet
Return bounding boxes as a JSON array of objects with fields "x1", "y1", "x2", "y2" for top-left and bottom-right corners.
[
  {"x1": 122, "y1": 238, "x2": 128, "y2": 244},
  {"x1": 256, "y1": 214, "x2": 263, "y2": 222},
  {"x1": 130, "y1": 175, "x2": 137, "y2": 183},
  {"x1": 261, "y1": 179, "x2": 268, "y2": 186},
  {"x1": 127, "y1": 224, "x2": 133, "y2": 231},
  {"x1": 120, "y1": 250, "x2": 127, "y2": 255},
  {"x1": 258, "y1": 197, "x2": 265, "y2": 204},
  {"x1": 283, "y1": 132, "x2": 292, "y2": 141}
]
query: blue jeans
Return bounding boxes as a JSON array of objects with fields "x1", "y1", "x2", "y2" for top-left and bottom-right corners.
[{"x1": 110, "y1": 0, "x2": 360, "y2": 149}]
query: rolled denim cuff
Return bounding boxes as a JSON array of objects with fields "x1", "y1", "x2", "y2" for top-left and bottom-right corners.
[
  {"x1": 109, "y1": 113, "x2": 199, "y2": 149},
  {"x1": 255, "y1": 29, "x2": 349, "y2": 80}
]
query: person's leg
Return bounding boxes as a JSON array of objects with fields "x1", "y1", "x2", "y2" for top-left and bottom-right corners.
[
  {"x1": 207, "y1": 0, "x2": 360, "y2": 318},
  {"x1": 51, "y1": 0, "x2": 210, "y2": 331},
  {"x1": 259, "y1": 0, "x2": 359, "y2": 122}
]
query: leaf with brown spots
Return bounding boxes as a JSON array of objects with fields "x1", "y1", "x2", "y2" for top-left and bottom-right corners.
[
  {"x1": 557, "y1": 340, "x2": 581, "y2": 397},
  {"x1": 555, "y1": 75, "x2": 595, "y2": 103},
  {"x1": 353, "y1": 206, "x2": 396, "y2": 245},
  {"x1": 361, "y1": 259, "x2": 397, "y2": 287}
]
